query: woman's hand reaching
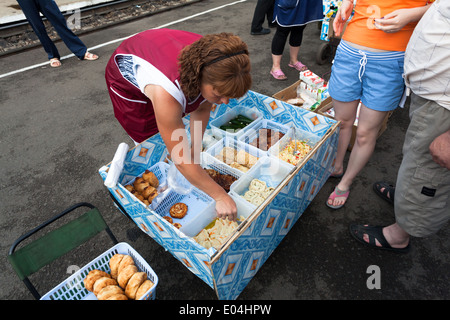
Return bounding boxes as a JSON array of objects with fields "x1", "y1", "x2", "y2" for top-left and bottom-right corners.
[{"x1": 214, "y1": 193, "x2": 237, "y2": 221}]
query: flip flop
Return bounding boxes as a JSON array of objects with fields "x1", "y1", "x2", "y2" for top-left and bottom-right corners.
[
  {"x1": 373, "y1": 181, "x2": 395, "y2": 204},
  {"x1": 49, "y1": 58, "x2": 61, "y2": 68},
  {"x1": 288, "y1": 61, "x2": 308, "y2": 72},
  {"x1": 270, "y1": 69, "x2": 287, "y2": 81},
  {"x1": 349, "y1": 224, "x2": 410, "y2": 253},
  {"x1": 83, "y1": 51, "x2": 99, "y2": 61},
  {"x1": 326, "y1": 186, "x2": 349, "y2": 209}
]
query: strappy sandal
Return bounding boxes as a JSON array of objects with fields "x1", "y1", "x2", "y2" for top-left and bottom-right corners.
[
  {"x1": 270, "y1": 69, "x2": 287, "y2": 81},
  {"x1": 349, "y1": 224, "x2": 410, "y2": 253},
  {"x1": 83, "y1": 51, "x2": 99, "y2": 61},
  {"x1": 373, "y1": 181, "x2": 395, "y2": 204},
  {"x1": 49, "y1": 58, "x2": 61, "y2": 68},
  {"x1": 288, "y1": 61, "x2": 308, "y2": 72}
]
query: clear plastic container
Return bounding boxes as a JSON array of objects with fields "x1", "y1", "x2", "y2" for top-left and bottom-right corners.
[
  {"x1": 238, "y1": 119, "x2": 290, "y2": 152},
  {"x1": 268, "y1": 126, "x2": 321, "y2": 167},
  {"x1": 230, "y1": 156, "x2": 292, "y2": 208},
  {"x1": 210, "y1": 106, "x2": 263, "y2": 139},
  {"x1": 204, "y1": 135, "x2": 266, "y2": 174}
]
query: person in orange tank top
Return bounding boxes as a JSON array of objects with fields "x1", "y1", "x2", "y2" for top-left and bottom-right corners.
[{"x1": 326, "y1": 0, "x2": 432, "y2": 209}]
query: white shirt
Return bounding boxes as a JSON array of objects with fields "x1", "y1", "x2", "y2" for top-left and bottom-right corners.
[{"x1": 404, "y1": 0, "x2": 450, "y2": 110}]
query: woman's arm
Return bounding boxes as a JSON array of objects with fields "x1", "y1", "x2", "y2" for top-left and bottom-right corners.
[
  {"x1": 189, "y1": 100, "x2": 212, "y2": 163},
  {"x1": 374, "y1": 4, "x2": 431, "y2": 33},
  {"x1": 145, "y1": 84, "x2": 237, "y2": 220}
]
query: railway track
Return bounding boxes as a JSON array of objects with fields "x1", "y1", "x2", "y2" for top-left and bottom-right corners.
[{"x1": 0, "y1": 0, "x2": 201, "y2": 56}]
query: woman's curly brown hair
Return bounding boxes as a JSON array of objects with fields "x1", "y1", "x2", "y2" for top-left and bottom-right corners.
[{"x1": 178, "y1": 33, "x2": 252, "y2": 100}]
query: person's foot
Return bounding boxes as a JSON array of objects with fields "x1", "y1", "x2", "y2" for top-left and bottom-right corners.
[
  {"x1": 329, "y1": 168, "x2": 344, "y2": 178},
  {"x1": 84, "y1": 51, "x2": 99, "y2": 61},
  {"x1": 326, "y1": 186, "x2": 349, "y2": 209},
  {"x1": 49, "y1": 58, "x2": 61, "y2": 68},
  {"x1": 288, "y1": 61, "x2": 308, "y2": 71},
  {"x1": 270, "y1": 68, "x2": 287, "y2": 80},
  {"x1": 251, "y1": 28, "x2": 270, "y2": 35},
  {"x1": 350, "y1": 224, "x2": 410, "y2": 253},
  {"x1": 373, "y1": 181, "x2": 395, "y2": 204}
]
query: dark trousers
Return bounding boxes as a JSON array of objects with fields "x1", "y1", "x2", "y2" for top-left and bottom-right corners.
[
  {"x1": 17, "y1": 0, "x2": 87, "y2": 60},
  {"x1": 250, "y1": 0, "x2": 275, "y2": 32},
  {"x1": 271, "y1": 24, "x2": 307, "y2": 55}
]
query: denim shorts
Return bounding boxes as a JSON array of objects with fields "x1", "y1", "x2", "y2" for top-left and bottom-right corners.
[{"x1": 328, "y1": 40, "x2": 405, "y2": 111}]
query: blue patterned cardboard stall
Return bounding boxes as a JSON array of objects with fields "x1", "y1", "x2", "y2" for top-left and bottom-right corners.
[{"x1": 99, "y1": 90, "x2": 339, "y2": 300}]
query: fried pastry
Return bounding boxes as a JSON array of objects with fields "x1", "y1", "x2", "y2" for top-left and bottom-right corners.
[
  {"x1": 142, "y1": 170, "x2": 159, "y2": 187},
  {"x1": 117, "y1": 255, "x2": 134, "y2": 275},
  {"x1": 135, "y1": 279, "x2": 154, "y2": 300},
  {"x1": 97, "y1": 285, "x2": 124, "y2": 300},
  {"x1": 109, "y1": 254, "x2": 125, "y2": 279},
  {"x1": 93, "y1": 276, "x2": 118, "y2": 296},
  {"x1": 106, "y1": 293, "x2": 128, "y2": 300},
  {"x1": 117, "y1": 264, "x2": 138, "y2": 289},
  {"x1": 169, "y1": 202, "x2": 188, "y2": 219},
  {"x1": 125, "y1": 271, "x2": 147, "y2": 299},
  {"x1": 83, "y1": 270, "x2": 110, "y2": 292}
]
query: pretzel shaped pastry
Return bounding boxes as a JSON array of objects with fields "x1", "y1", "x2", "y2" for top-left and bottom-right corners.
[{"x1": 169, "y1": 202, "x2": 188, "y2": 219}]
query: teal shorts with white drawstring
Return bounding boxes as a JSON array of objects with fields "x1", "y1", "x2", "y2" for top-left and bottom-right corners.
[{"x1": 328, "y1": 40, "x2": 405, "y2": 111}]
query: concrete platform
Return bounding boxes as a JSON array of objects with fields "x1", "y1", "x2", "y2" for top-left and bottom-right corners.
[{"x1": 1, "y1": 0, "x2": 449, "y2": 305}]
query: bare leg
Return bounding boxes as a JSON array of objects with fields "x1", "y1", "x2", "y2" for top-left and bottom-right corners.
[
  {"x1": 331, "y1": 99, "x2": 359, "y2": 176},
  {"x1": 329, "y1": 103, "x2": 388, "y2": 207},
  {"x1": 271, "y1": 54, "x2": 282, "y2": 72}
]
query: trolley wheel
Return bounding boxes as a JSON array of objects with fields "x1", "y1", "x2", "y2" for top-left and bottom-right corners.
[{"x1": 316, "y1": 42, "x2": 333, "y2": 65}]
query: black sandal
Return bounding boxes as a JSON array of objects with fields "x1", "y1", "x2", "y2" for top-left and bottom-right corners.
[
  {"x1": 349, "y1": 224, "x2": 410, "y2": 253},
  {"x1": 373, "y1": 181, "x2": 395, "y2": 204}
]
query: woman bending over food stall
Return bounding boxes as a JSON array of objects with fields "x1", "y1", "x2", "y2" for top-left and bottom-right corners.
[{"x1": 105, "y1": 28, "x2": 252, "y2": 221}]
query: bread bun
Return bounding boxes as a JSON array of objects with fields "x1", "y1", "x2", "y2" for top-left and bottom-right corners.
[
  {"x1": 142, "y1": 170, "x2": 159, "y2": 187},
  {"x1": 83, "y1": 254, "x2": 150, "y2": 301},
  {"x1": 125, "y1": 272, "x2": 147, "y2": 299},
  {"x1": 93, "y1": 277, "x2": 118, "y2": 296},
  {"x1": 106, "y1": 293, "x2": 128, "y2": 300},
  {"x1": 97, "y1": 285, "x2": 124, "y2": 300},
  {"x1": 117, "y1": 255, "x2": 134, "y2": 275},
  {"x1": 117, "y1": 264, "x2": 138, "y2": 289},
  {"x1": 109, "y1": 254, "x2": 125, "y2": 279},
  {"x1": 84, "y1": 270, "x2": 110, "y2": 292},
  {"x1": 135, "y1": 279, "x2": 154, "y2": 300}
]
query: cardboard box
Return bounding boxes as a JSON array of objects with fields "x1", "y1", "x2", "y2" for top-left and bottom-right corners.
[
  {"x1": 272, "y1": 78, "x2": 330, "y2": 112},
  {"x1": 316, "y1": 99, "x2": 392, "y2": 151},
  {"x1": 99, "y1": 90, "x2": 339, "y2": 300}
]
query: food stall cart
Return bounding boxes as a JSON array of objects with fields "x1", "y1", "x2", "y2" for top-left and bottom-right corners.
[{"x1": 99, "y1": 90, "x2": 339, "y2": 300}]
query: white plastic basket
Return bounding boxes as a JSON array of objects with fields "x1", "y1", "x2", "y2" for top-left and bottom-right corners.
[
  {"x1": 210, "y1": 106, "x2": 263, "y2": 139},
  {"x1": 205, "y1": 136, "x2": 266, "y2": 174},
  {"x1": 40, "y1": 242, "x2": 159, "y2": 300},
  {"x1": 238, "y1": 119, "x2": 290, "y2": 152},
  {"x1": 152, "y1": 182, "x2": 215, "y2": 237}
]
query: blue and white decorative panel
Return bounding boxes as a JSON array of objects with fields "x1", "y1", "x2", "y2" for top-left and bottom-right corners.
[{"x1": 99, "y1": 90, "x2": 339, "y2": 300}]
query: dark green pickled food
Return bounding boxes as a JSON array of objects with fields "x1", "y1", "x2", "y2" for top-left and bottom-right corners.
[{"x1": 220, "y1": 115, "x2": 254, "y2": 132}]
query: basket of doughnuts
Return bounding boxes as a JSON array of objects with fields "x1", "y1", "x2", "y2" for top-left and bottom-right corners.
[{"x1": 40, "y1": 242, "x2": 158, "y2": 300}]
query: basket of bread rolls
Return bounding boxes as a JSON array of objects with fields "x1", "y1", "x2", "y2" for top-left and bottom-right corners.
[{"x1": 40, "y1": 242, "x2": 158, "y2": 300}]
